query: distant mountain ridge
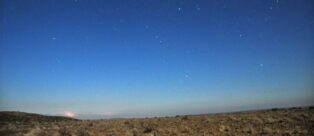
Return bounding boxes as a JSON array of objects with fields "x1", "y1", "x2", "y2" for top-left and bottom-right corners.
[{"x1": 0, "y1": 111, "x2": 79, "y2": 122}]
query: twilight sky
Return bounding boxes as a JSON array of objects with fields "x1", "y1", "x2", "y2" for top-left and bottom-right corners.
[{"x1": 0, "y1": 0, "x2": 313, "y2": 119}]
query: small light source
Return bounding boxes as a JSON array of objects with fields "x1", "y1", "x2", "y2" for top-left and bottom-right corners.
[{"x1": 64, "y1": 111, "x2": 76, "y2": 117}]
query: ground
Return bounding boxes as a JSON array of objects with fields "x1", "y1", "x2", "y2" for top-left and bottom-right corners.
[{"x1": 1, "y1": 107, "x2": 313, "y2": 136}]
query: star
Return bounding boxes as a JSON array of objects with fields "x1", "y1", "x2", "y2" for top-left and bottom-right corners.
[
  {"x1": 276, "y1": 0, "x2": 279, "y2": 4},
  {"x1": 196, "y1": 4, "x2": 201, "y2": 11},
  {"x1": 269, "y1": 6, "x2": 273, "y2": 10}
]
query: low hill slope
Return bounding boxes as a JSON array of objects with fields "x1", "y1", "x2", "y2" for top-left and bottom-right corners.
[{"x1": 0, "y1": 111, "x2": 78, "y2": 123}]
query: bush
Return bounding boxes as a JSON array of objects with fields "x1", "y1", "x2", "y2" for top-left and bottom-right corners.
[
  {"x1": 124, "y1": 121, "x2": 130, "y2": 125},
  {"x1": 77, "y1": 128, "x2": 90, "y2": 136},
  {"x1": 181, "y1": 116, "x2": 188, "y2": 120},
  {"x1": 143, "y1": 127, "x2": 153, "y2": 133},
  {"x1": 59, "y1": 128, "x2": 72, "y2": 136}
]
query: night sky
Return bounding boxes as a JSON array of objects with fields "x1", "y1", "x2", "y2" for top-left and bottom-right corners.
[{"x1": 1, "y1": 0, "x2": 313, "y2": 119}]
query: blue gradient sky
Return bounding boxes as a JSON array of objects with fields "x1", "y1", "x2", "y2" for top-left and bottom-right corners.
[{"x1": 1, "y1": 0, "x2": 313, "y2": 118}]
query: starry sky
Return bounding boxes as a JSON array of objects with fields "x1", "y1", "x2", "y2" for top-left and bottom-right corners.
[{"x1": 1, "y1": 0, "x2": 313, "y2": 119}]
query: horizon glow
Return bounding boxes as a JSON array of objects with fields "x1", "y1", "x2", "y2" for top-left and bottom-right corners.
[{"x1": 64, "y1": 111, "x2": 76, "y2": 118}]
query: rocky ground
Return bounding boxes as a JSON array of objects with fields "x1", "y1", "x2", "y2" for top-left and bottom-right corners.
[{"x1": 1, "y1": 107, "x2": 313, "y2": 136}]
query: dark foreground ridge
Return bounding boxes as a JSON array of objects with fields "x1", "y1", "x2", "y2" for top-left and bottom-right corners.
[
  {"x1": 0, "y1": 111, "x2": 78, "y2": 123},
  {"x1": 0, "y1": 106, "x2": 313, "y2": 136}
]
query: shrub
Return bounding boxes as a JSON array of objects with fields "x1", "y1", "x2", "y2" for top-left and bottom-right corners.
[
  {"x1": 143, "y1": 127, "x2": 153, "y2": 133},
  {"x1": 77, "y1": 128, "x2": 90, "y2": 136},
  {"x1": 124, "y1": 121, "x2": 130, "y2": 125},
  {"x1": 59, "y1": 128, "x2": 72, "y2": 136},
  {"x1": 181, "y1": 116, "x2": 188, "y2": 120}
]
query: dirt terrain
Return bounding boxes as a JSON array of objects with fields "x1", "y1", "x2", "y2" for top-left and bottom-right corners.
[{"x1": 1, "y1": 107, "x2": 313, "y2": 136}]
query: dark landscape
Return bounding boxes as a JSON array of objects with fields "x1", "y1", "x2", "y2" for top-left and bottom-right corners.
[{"x1": 1, "y1": 106, "x2": 313, "y2": 136}]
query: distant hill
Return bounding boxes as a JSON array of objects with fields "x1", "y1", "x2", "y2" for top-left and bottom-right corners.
[{"x1": 0, "y1": 111, "x2": 79, "y2": 122}]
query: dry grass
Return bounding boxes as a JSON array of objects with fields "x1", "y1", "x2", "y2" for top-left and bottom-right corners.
[{"x1": 1, "y1": 107, "x2": 313, "y2": 136}]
